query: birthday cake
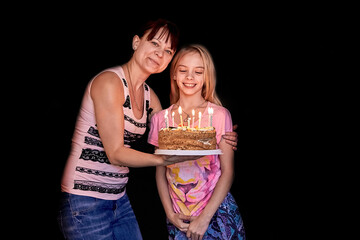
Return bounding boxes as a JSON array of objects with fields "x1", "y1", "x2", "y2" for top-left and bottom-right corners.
[{"x1": 158, "y1": 127, "x2": 216, "y2": 150}]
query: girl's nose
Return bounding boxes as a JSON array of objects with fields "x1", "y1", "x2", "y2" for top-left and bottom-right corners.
[{"x1": 186, "y1": 72, "x2": 194, "y2": 80}]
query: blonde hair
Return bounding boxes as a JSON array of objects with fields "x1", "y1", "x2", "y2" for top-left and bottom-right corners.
[{"x1": 169, "y1": 44, "x2": 222, "y2": 106}]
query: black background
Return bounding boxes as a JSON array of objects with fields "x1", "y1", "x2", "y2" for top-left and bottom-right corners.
[{"x1": 6, "y1": 2, "x2": 349, "y2": 239}]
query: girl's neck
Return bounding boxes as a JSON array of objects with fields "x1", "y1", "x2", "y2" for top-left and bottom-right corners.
[{"x1": 177, "y1": 94, "x2": 207, "y2": 112}]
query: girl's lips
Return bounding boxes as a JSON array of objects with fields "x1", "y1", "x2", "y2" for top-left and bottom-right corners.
[{"x1": 183, "y1": 83, "x2": 196, "y2": 87}]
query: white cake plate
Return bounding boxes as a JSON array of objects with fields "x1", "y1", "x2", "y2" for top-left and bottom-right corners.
[{"x1": 154, "y1": 149, "x2": 223, "y2": 156}]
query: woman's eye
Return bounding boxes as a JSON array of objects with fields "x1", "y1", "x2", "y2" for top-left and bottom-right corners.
[
  {"x1": 152, "y1": 41, "x2": 159, "y2": 47},
  {"x1": 165, "y1": 50, "x2": 173, "y2": 55}
]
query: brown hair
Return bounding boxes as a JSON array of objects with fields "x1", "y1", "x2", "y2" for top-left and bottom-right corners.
[
  {"x1": 170, "y1": 44, "x2": 222, "y2": 106},
  {"x1": 136, "y1": 18, "x2": 180, "y2": 51}
]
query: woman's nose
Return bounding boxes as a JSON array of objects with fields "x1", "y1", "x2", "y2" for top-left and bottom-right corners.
[{"x1": 155, "y1": 50, "x2": 164, "y2": 58}]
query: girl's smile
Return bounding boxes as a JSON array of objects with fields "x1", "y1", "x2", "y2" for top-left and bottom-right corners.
[{"x1": 183, "y1": 83, "x2": 196, "y2": 88}]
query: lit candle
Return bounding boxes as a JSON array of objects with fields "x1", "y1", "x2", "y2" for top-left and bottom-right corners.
[
  {"x1": 198, "y1": 111, "x2": 202, "y2": 128},
  {"x1": 208, "y1": 107, "x2": 214, "y2": 127},
  {"x1": 187, "y1": 118, "x2": 191, "y2": 128},
  {"x1": 165, "y1": 109, "x2": 169, "y2": 128},
  {"x1": 172, "y1": 111, "x2": 175, "y2": 127},
  {"x1": 178, "y1": 106, "x2": 183, "y2": 127},
  {"x1": 192, "y1": 109, "x2": 195, "y2": 128}
]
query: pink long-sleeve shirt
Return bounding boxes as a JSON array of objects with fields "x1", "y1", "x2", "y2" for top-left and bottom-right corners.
[{"x1": 148, "y1": 102, "x2": 233, "y2": 216}]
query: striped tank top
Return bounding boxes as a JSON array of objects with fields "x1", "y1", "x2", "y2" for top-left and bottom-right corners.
[{"x1": 61, "y1": 66, "x2": 150, "y2": 200}]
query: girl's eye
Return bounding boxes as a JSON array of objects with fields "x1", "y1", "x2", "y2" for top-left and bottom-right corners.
[{"x1": 196, "y1": 71, "x2": 203, "y2": 74}]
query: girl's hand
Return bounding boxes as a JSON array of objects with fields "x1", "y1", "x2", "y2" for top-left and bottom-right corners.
[
  {"x1": 222, "y1": 124, "x2": 238, "y2": 151},
  {"x1": 167, "y1": 212, "x2": 191, "y2": 233},
  {"x1": 186, "y1": 215, "x2": 210, "y2": 240}
]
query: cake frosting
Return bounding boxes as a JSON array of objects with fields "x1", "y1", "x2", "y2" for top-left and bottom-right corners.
[{"x1": 158, "y1": 126, "x2": 216, "y2": 150}]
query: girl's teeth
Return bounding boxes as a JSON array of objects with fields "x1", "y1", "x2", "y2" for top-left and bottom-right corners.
[{"x1": 184, "y1": 83, "x2": 195, "y2": 87}]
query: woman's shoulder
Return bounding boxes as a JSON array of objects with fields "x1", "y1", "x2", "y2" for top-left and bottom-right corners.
[
  {"x1": 101, "y1": 65, "x2": 124, "y2": 77},
  {"x1": 89, "y1": 68, "x2": 125, "y2": 101},
  {"x1": 91, "y1": 71, "x2": 122, "y2": 90},
  {"x1": 90, "y1": 66, "x2": 125, "y2": 87}
]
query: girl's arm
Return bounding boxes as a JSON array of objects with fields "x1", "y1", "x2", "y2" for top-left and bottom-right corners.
[
  {"x1": 186, "y1": 137, "x2": 235, "y2": 239},
  {"x1": 156, "y1": 165, "x2": 191, "y2": 232}
]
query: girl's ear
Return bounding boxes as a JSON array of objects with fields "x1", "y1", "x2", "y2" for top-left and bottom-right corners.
[{"x1": 132, "y1": 35, "x2": 140, "y2": 50}]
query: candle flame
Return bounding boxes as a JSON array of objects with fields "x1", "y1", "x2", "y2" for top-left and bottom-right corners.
[{"x1": 208, "y1": 107, "x2": 213, "y2": 114}]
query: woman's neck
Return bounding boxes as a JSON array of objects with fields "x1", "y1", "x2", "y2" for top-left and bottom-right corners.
[{"x1": 124, "y1": 60, "x2": 149, "y2": 90}]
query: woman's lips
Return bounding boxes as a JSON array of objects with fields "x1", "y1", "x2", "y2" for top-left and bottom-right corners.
[{"x1": 148, "y1": 57, "x2": 160, "y2": 66}]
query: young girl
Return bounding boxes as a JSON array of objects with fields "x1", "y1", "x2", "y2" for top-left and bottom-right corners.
[{"x1": 148, "y1": 45, "x2": 246, "y2": 240}]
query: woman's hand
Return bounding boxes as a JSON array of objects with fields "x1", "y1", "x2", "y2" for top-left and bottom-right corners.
[
  {"x1": 160, "y1": 155, "x2": 204, "y2": 166},
  {"x1": 222, "y1": 124, "x2": 239, "y2": 151}
]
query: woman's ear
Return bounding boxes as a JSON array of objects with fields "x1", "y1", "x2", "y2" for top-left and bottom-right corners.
[{"x1": 132, "y1": 35, "x2": 140, "y2": 50}]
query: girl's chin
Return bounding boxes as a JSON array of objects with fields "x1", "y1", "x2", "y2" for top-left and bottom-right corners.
[{"x1": 179, "y1": 88, "x2": 202, "y2": 96}]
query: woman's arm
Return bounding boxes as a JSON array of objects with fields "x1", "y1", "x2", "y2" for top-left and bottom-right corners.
[
  {"x1": 91, "y1": 73, "x2": 199, "y2": 167},
  {"x1": 223, "y1": 124, "x2": 239, "y2": 151},
  {"x1": 90, "y1": 72, "x2": 164, "y2": 167},
  {"x1": 186, "y1": 138, "x2": 235, "y2": 239},
  {"x1": 156, "y1": 165, "x2": 191, "y2": 232}
]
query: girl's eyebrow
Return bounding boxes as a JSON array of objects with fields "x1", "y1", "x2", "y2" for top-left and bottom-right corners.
[{"x1": 178, "y1": 64, "x2": 204, "y2": 68}]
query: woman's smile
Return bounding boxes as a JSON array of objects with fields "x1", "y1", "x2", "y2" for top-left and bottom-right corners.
[{"x1": 148, "y1": 57, "x2": 160, "y2": 66}]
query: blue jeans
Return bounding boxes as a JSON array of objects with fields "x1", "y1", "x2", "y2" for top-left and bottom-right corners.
[{"x1": 58, "y1": 192, "x2": 142, "y2": 240}]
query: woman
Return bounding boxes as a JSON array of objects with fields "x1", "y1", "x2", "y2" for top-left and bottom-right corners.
[{"x1": 58, "y1": 19, "x2": 238, "y2": 240}]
